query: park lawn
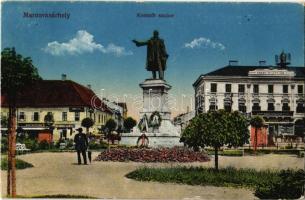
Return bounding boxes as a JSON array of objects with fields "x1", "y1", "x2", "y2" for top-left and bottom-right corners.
[
  {"x1": 126, "y1": 166, "x2": 281, "y2": 189},
  {"x1": 1, "y1": 157, "x2": 33, "y2": 170}
]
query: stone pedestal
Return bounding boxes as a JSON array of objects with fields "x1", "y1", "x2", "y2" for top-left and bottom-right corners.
[{"x1": 121, "y1": 79, "x2": 181, "y2": 147}]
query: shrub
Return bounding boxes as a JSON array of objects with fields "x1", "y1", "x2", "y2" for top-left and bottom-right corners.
[
  {"x1": 24, "y1": 138, "x2": 39, "y2": 151},
  {"x1": 38, "y1": 140, "x2": 50, "y2": 150},
  {"x1": 255, "y1": 169, "x2": 305, "y2": 199},
  {"x1": 1, "y1": 157, "x2": 34, "y2": 170},
  {"x1": 126, "y1": 167, "x2": 279, "y2": 188},
  {"x1": 1, "y1": 137, "x2": 8, "y2": 153}
]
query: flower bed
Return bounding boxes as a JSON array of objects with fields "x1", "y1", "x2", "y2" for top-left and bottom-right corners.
[{"x1": 94, "y1": 147, "x2": 210, "y2": 162}]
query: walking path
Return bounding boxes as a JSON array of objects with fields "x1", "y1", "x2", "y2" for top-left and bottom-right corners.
[{"x1": 1, "y1": 152, "x2": 303, "y2": 199}]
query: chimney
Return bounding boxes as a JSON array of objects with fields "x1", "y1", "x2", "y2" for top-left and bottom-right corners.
[
  {"x1": 259, "y1": 60, "x2": 266, "y2": 66},
  {"x1": 61, "y1": 74, "x2": 67, "y2": 81},
  {"x1": 229, "y1": 60, "x2": 238, "y2": 66},
  {"x1": 87, "y1": 84, "x2": 91, "y2": 89}
]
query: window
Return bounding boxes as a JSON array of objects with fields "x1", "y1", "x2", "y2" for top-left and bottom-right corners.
[
  {"x1": 238, "y1": 103, "x2": 246, "y2": 113},
  {"x1": 19, "y1": 112, "x2": 25, "y2": 121},
  {"x1": 296, "y1": 103, "x2": 305, "y2": 113},
  {"x1": 268, "y1": 85, "x2": 273, "y2": 94},
  {"x1": 33, "y1": 112, "x2": 39, "y2": 121},
  {"x1": 209, "y1": 102, "x2": 217, "y2": 111},
  {"x1": 62, "y1": 112, "x2": 67, "y2": 121},
  {"x1": 298, "y1": 85, "x2": 304, "y2": 94},
  {"x1": 225, "y1": 84, "x2": 231, "y2": 93},
  {"x1": 283, "y1": 85, "x2": 288, "y2": 94},
  {"x1": 224, "y1": 102, "x2": 232, "y2": 112},
  {"x1": 238, "y1": 84, "x2": 245, "y2": 93},
  {"x1": 99, "y1": 115, "x2": 101, "y2": 123},
  {"x1": 253, "y1": 85, "x2": 259, "y2": 94},
  {"x1": 211, "y1": 83, "x2": 217, "y2": 93},
  {"x1": 282, "y1": 103, "x2": 290, "y2": 111},
  {"x1": 75, "y1": 112, "x2": 80, "y2": 121},
  {"x1": 268, "y1": 103, "x2": 275, "y2": 111},
  {"x1": 252, "y1": 103, "x2": 261, "y2": 111}
]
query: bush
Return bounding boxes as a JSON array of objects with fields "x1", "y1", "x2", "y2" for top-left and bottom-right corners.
[
  {"x1": 89, "y1": 141, "x2": 108, "y2": 150},
  {"x1": 255, "y1": 169, "x2": 305, "y2": 199},
  {"x1": 126, "y1": 167, "x2": 279, "y2": 188},
  {"x1": 1, "y1": 137, "x2": 8, "y2": 153},
  {"x1": 1, "y1": 157, "x2": 34, "y2": 170},
  {"x1": 24, "y1": 138, "x2": 39, "y2": 151},
  {"x1": 38, "y1": 140, "x2": 50, "y2": 150}
]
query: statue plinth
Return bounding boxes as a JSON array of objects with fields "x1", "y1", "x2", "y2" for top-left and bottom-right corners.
[{"x1": 139, "y1": 79, "x2": 171, "y2": 120}]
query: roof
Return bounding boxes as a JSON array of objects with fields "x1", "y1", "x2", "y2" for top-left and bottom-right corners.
[
  {"x1": 117, "y1": 102, "x2": 127, "y2": 111},
  {"x1": 1, "y1": 80, "x2": 113, "y2": 113},
  {"x1": 193, "y1": 65, "x2": 305, "y2": 87}
]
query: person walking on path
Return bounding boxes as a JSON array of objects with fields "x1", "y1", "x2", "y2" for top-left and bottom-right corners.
[{"x1": 74, "y1": 128, "x2": 89, "y2": 165}]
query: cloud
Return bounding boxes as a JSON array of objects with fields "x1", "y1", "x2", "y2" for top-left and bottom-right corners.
[
  {"x1": 184, "y1": 37, "x2": 225, "y2": 50},
  {"x1": 43, "y1": 30, "x2": 132, "y2": 56}
]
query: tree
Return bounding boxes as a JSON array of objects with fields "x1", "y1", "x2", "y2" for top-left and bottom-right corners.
[
  {"x1": 181, "y1": 110, "x2": 249, "y2": 171},
  {"x1": 250, "y1": 116, "x2": 265, "y2": 153},
  {"x1": 81, "y1": 117, "x2": 95, "y2": 134},
  {"x1": 1, "y1": 47, "x2": 41, "y2": 197},
  {"x1": 124, "y1": 117, "x2": 137, "y2": 132},
  {"x1": 44, "y1": 113, "x2": 54, "y2": 127},
  {"x1": 105, "y1": 119, "x2": 117, "y2": 133}
]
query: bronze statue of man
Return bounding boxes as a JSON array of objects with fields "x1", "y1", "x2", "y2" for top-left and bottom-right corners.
[{"x1": 132, "y1": 30, "x2": 169, "y2": 80}]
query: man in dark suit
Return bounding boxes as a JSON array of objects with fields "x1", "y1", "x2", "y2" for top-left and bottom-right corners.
[{"x1": 74, "y1": 128, "x2": 88, "y2": 165}]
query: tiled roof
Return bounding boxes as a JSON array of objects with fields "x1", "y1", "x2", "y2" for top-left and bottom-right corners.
[
  {"x1": 193, "y1": 65, "x2": 305, "y2": 87},
  {"x1": 1, "y1": 80, "x2": 113, "y2": 113},
  {"x1": 204, "y1": 65, "x2": 305, "y2": 77}
]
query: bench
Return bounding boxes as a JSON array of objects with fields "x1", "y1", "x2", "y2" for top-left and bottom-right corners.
[{"x1": 16, "y1": 143, "x2": 30, "y2": 154}]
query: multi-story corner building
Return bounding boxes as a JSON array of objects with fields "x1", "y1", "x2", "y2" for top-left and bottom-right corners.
[
  {"x1": 193, "y1": 52, "x2": 305, "y2": 145},
  {"x1": 1, "y1": 78, "x2": 114, "y2": 142}
]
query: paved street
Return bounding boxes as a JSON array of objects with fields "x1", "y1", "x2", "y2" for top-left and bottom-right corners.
[{"x1": 1, "y1": 152, "x2": 304, "y2": 199}]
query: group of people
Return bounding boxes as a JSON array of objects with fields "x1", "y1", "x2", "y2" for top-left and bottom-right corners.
[{"x1": 74, "y1": 128, "x2": 92, "y2": 165}]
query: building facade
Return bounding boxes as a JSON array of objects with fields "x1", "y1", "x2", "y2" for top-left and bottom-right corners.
[
  {"x1": 193, "y1": 53, "x2": 305, "y2": 145},
  {"x1": 1, "y1": 79, "x2": 114, "y2": 142}
]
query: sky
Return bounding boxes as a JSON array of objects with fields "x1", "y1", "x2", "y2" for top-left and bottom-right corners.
[{"x1": 2, "y1": 2, "x2": 304, "y2": 119}]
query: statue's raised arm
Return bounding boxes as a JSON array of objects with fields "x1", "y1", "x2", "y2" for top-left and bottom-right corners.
[
  {"x1": 132, "y1": 30, "x2": 168, "y2": 80},
  {"x1": 132, "y1": 40, "x2": 148, "y2": 47}
]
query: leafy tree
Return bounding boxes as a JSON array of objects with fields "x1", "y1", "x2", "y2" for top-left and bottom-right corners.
[
  {"x1": 1, "y1": 47, "x2": 41, "y2": 197},
  {"x1": 81, "y1": 117, "x2": 95, "y2": 134},
  {"x1": 124, "y1": 117, "x2": 137, "y2": 132},
  {"x1": 181, "y1": 110, "x2": 249, "y2": 171},
  {"x1": 105, "y1": 119, "x2": 117, "y2": 133},
  {"x1": 44, "y1": 113, "x2": 54, "y2": 127},
  {"x1": 250, "y1": 116, "x2": 265, "y2": 153}
]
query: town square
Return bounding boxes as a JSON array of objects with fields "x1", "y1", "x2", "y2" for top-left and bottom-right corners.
[{"x1": 1, "y1": 1, "x2": 305, "y2": 199}]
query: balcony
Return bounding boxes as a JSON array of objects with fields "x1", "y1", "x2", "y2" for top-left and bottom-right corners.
[{"x1": 252, "y1": 110, "x2": 294, "y2": 117}]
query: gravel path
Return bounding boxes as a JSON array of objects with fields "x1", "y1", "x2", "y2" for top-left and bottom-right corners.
[{"x1": 1, "y1": 152, "x2": 303, "y2": 199}]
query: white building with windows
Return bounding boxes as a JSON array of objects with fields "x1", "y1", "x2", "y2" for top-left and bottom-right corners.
[{"x1": 193, "y1": 52, "x2": 305, "y2": 145}]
